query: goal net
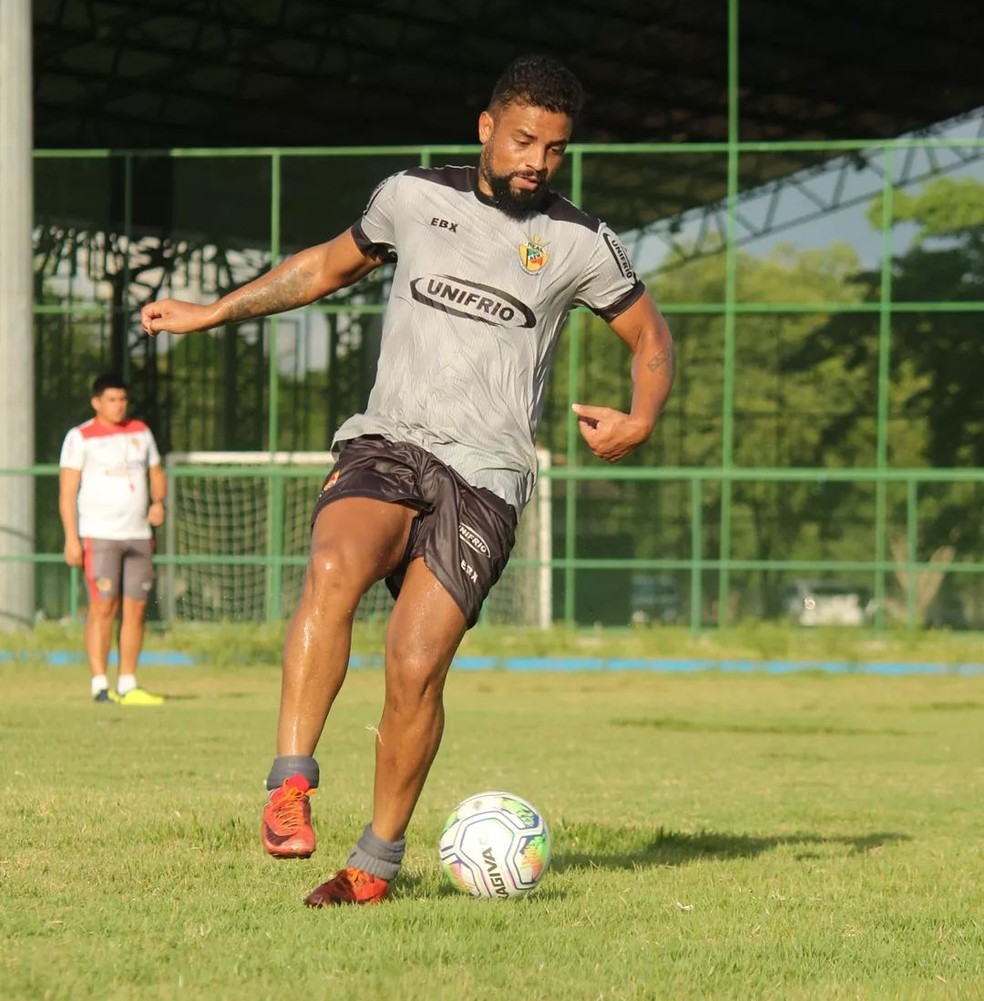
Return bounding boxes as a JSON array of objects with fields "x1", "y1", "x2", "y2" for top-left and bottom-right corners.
[{"x1": 162, "y1": 450, "x2": 552, "y2": 627}]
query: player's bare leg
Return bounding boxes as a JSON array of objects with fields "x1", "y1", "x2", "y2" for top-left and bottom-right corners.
[
  {"x1": 112, "y1": 596, "x2": 162, "y2": 704},
  {"x1": 276, "y1": 497, "x2": 416, "y2": 756},
  {"x1": 372, "y1": 557, "x2": 466, "y2": 840},
  {"x1": 262, "y1": 496, "x2": 415, "y2": 859},
  {"x1": 84, "y1": 596, "x2": 118, "y2": 683},
  {"x1": 304, "y1": 557, "x2": 466, "y2": 906},
  {"x1": 117, "y1": 597, "x2": 147, "y2": 676}
]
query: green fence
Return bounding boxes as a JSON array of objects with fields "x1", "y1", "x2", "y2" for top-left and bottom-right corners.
[
  {"x1": 8, "y1": 458, "x2": 984, "y2": 631},
  {"x1": 18, "y1": 112, "x2": 984, "y2": 629}
]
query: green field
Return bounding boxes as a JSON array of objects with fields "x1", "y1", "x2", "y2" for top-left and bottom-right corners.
[{"x1": 1, "y1": 633, "x2": 983, "y2": 1000}]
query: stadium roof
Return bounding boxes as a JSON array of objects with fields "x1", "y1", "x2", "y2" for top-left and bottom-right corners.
[
  {"x1": 31, "y1": 0, "x2": 983, "y2": 233},
  {"x1": 33, "y1": 0, "x2": 981, "y2": 149}
]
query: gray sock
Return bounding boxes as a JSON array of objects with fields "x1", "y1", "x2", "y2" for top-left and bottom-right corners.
[
  {"x1": 346, "y1": 823, "x2": 406, "y2": 881},
  {"x1": 265, "y1": 755, "x2": 320, "y2": 791}
]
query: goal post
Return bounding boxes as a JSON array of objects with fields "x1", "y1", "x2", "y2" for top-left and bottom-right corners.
[
  {"x1": 480, "y1": 448, "x2": 553, "y2": 629},
  {"x1": 162, "y1": 449, "x2": 552, "y2": 627},
  {"x1": 163, "y1": 451, "x2": 334, "y2": 624}
]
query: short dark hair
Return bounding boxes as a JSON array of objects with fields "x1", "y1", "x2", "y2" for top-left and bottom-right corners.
[
  {"x1": 489, "y1": 54, "x2": 584, "y2": 121},
  {"x1": 91, "y1": 372, "x2": 127, "y2": 397}
]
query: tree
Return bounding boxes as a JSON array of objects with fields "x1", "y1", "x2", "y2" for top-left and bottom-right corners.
[
  {"x1": 538, "y1": 239, "x2": 900, "y2": 619},
  {"x1": 802, "y1": 176, "x2": 984, "y2": 623}
]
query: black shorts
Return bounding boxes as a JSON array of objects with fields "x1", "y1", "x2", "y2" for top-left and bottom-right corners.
[{"x1": 311, "y1": 436, "x2": 518, "y2": 628}]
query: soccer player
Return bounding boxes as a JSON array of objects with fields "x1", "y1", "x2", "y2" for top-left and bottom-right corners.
[
  {"x1": 59, "y1": 373, "x2": 167, "y2": 706},
  {"x1": 140, "y1": 54, "x2": 674, "y2": 904}
]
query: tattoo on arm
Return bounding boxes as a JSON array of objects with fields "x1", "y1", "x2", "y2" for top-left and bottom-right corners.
[
  {"x1": 223, "y1": 264, "x2": 313, "y2": 322},
  {"x1": 647, "y1": 348, "x2": 673, "y2": 374}
]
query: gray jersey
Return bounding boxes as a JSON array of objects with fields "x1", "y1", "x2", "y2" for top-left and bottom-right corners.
[{"x1": 334, "y1": 165, "x2": 645, "y2": 513}]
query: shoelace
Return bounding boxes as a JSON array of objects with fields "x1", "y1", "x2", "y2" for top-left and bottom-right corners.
[
  {"x1": 325, "y1": 868, "x2": 382, "y2": 899},
  {"x1": 343, "y1": 868, "x2": 376, "y2": 891},
  {"x1": 270, "y1": 786, "x2": 309, "y2": 833}
]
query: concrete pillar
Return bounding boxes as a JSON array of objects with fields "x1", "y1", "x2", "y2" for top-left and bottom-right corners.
[{"x1": 0, "y1": 0, "x2": 36, "y2": 629}]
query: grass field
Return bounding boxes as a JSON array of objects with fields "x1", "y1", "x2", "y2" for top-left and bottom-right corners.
[{"x1": 2, "y1": 631, "x2": 983, "y2": 1000}]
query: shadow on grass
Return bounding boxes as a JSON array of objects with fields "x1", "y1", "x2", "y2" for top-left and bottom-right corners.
[
  {"x1": 152, "y1": 692, "x2": 263, "y2": 702},
  {"x1": 549, "y1": 825, "x2": 911, "y2": 873},
  {"x1": 388, "y1": 826, "x2": 911, "y2": 904},
  {"x1": 611, "y1": 717, "x2": 911, "y2": 736}
]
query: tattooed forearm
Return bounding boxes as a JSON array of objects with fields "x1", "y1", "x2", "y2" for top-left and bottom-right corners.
[
  {"x1": 222, "y1": 263, "x2": 316, "y2": 322},
  {"x1": 646, "y1": 347, "x2": 673, "y2": 374}
]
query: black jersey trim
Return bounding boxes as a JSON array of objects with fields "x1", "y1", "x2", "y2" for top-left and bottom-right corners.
[
  {"x1": 541, "y1": 195, "x2": 601, "y2": 232},
  {"x1": 404, "y1": 164, "x2": 600, "y2": 233},
  {"x1": 589, "y1": 279, "x2": 647, "y2": 322},
  {"x1": 405, "y1": 164, "x2": 477, "y2": 193},
  {"x1": 351, "y1": 222, "x2": 397, "y2": 263},
  {"x1": 473, "y1": 187, "x2": 600, "y2": 232},
  {"x1": 474, "y1": 185, "x2": 497, "y2": 209}
]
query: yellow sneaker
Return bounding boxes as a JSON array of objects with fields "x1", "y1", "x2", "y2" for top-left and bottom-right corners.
[{"x1": 115, "y1": 687, "x2": 165, "y2": 706}]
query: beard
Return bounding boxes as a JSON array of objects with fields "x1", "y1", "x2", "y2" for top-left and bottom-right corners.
[{"x1": 479, "y1": 148, "x2": 547, "y2": 220}]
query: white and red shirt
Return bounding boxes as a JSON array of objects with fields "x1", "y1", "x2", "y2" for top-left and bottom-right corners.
[{"x1": 59, "y1": 418, "x2": 161, "y2": 540}]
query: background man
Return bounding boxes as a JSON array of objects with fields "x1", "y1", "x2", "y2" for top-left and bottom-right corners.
[
  {"x1": 140, "y1": 54, "x2": 674, "y2": 904},
  {"x1": 59, "y1": 373, "x2": 167, "y2": 706}
]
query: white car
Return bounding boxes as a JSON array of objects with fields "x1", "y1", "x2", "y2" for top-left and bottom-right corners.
[{"x1": 781, "y1": 579, "x2": 869, "y2": 627}]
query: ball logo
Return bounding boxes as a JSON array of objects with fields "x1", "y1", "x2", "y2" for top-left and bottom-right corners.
[
  {"x1": 410, "y1": 275, "x2": 536, "y2": 329},
  {"x1": 481, "y1": 847, "x2": 511, "y2": 898}
]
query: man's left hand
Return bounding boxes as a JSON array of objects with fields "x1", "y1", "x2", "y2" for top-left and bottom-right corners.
[{"x1": 571, "y1": 403, "x2": 651, "y2": 462}]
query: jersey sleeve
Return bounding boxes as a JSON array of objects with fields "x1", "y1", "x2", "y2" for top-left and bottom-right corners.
[
  {"x1": 573, "y1": 224, "x2": 646, "y2": 322},
  {"x1": 59, "y1": 428, "x2": 84, "y2": 470},
  {"x1": 351, "y1": 172, "x2": 403, "y2": 263}
]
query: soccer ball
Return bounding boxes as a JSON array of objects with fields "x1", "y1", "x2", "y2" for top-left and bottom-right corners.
[{"x1": 438, "y1": 790, "x2": 551, "y2": 899}]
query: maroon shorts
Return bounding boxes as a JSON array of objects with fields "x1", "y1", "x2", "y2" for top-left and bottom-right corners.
[{"x1": 311, "y1": 436, "x2": 517, "y2": 627}]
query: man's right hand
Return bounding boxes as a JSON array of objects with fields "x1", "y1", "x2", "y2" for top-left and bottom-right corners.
[
  {"x1": 64, "y1": 538, "x2": 83, "y2": 568},
  {"x1": 141, "y1": 299, "x2": 217, "y2": 336}
]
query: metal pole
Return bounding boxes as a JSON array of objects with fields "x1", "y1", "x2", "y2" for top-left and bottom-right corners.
[
  {"x1": 906, "y1": 478, "x2": 918, "y2": 628},
  {"x1": 265, "y1": 152, "x2": 283, "y2": 620},
  {"x1": 718, "y1": 0, "x2": 740, "y2": 627},
  {"x1": 121, "y1": 153, "x2": 133, "y2": 382},
  {"x1": 165, "y1": 455, "x2": 178, "y2": 622},
  {"x1": 0, "y1": 0, "x2": 35, "y2": 629},
  {"x1": 564, "y1": 149, "x2": 584, "y2": 625},
  {"x1": 690, "y1": 478, "x2": 703, "y2": 631},
  {"x1": 874, "y1": 148, "x2": 895, "y2": 628}
]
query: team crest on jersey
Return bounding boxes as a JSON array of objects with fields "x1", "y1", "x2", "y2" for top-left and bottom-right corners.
[{"x1": 519, "y1": 235, "x2": 549, "y2": 274}]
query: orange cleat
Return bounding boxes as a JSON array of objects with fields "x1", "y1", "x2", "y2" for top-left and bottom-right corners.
[
  {"x1": 261, "y1": 774, "x2": 316, "y2": 859},
  {"x1": 304, "y1": 867, "x2": 390, "y2": 907}
]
